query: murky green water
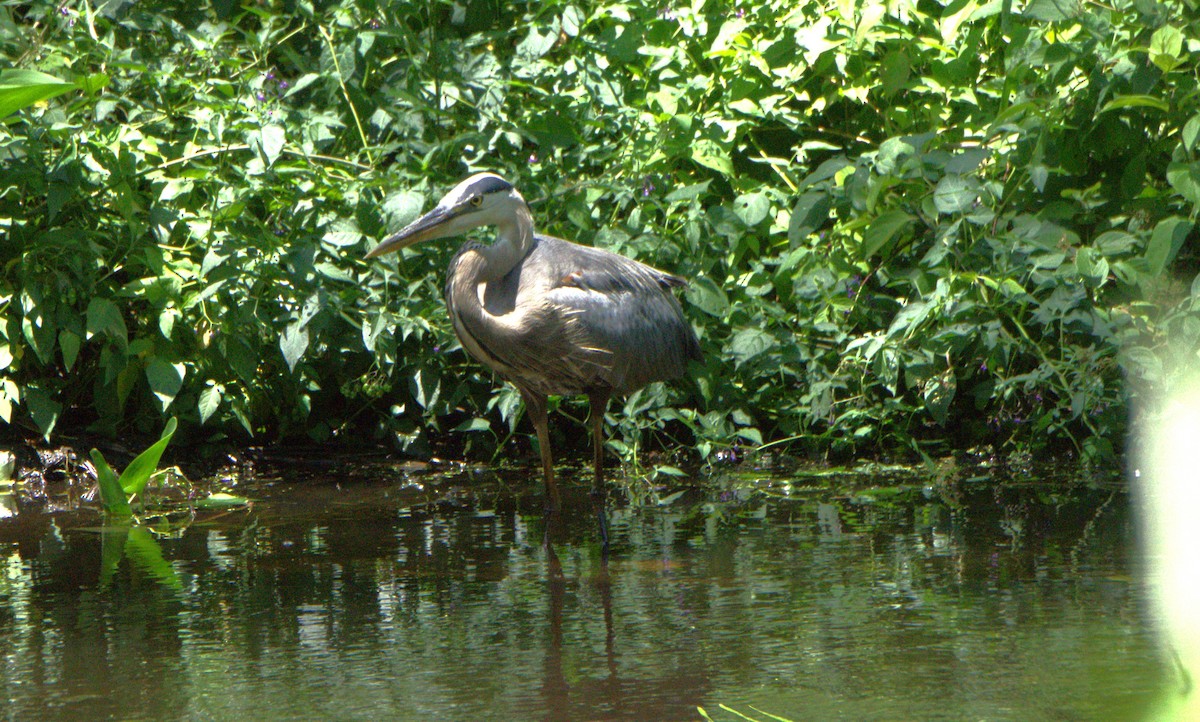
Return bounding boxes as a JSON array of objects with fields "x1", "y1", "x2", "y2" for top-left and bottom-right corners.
[{"x1": 0, "y1": 464, "x2": 1180, "y2": 721}]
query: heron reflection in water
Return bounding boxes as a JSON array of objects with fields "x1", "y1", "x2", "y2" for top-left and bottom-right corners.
[{"x1": 366, "y1": 173, "x2": 700, "y2": 525}]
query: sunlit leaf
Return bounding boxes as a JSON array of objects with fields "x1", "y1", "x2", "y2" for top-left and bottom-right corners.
[
  {"x1": 0, "y1": 69, "x2": 76, "y2": 119},
  {"x1": 1099, "y1": 95, "x2": 1170, "y2": 114},
  {"x1": 862, "y1": 210, "x2": 913, "y2": 258},
  {"x1": 119, "y1": 417, "x2": 178, "y2": 496},
  {"x1": 686, "y1": 276, "x2": 730, "y2": 318},
  {"x1": 198, "y1": 383, "x2": 222, "y2": 424},
  {"x1": 91, "y1": 449, "x2": 132, "y2": 517},
  {"x1": 280, "y1": 323, "x2": 309, "y2": 372},
  {"x1": 1145, "y1": 217, "x2": 1191, "y2": 276}
]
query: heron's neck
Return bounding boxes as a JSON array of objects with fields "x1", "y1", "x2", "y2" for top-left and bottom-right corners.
[{"x1": 478, "y1": 202, "x2": 535, "y2": 282}]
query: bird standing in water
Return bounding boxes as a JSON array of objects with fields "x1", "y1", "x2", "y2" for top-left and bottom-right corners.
[{"x1": 366, "y1": 173, "x2": 700, "y2": 510}]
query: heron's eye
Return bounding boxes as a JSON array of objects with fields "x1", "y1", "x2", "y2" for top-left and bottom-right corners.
[{"x1": 469, "y1": 195, "x2": 483, "y2": 207}]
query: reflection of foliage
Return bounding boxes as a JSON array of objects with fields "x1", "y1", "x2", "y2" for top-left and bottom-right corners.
[{"x1": 0, "y1": 0, "x2": 1197, "y2": 465}]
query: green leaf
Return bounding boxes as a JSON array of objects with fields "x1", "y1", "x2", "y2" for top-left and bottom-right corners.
[
  {"x1": 1166, "y1": 162, "x2": 1200, "y2": 204},
  {"x1": 1149, "y1": 26, "x2": 1184, "y2": 72},
  {"x1": 59, "y1": 331, "x2": 81, "y2": 371},
  {"x1": 787, "y1": 192, "x2": 831, "y2": 243},
  {"x1": 862, "y1": 210, "x2": 913, "y2": 258},
  {"x1": 686, "y1": 276, "x2": 730, "y2": 318},
  {"x1": 0, "y1": 69, "x2": 76, "y2": 119},
  {"x1": 280, "y1": 322, "x2": 309, "y2": 372},
  {"x1": 691, "y1": 140, "x2": 734, "y2": 176},
  {"x1": 145, "y1": 360, "x2": 186, "y2": 411},
  {"x1": 1023, "y1": 0, "x2": 1080, "y2": 21},
  {"x1": 24, "y1": 386, "x2": 61, "y2": 441},
  {"x1": 257, "y1": 124, "x2": 285, "y2": 167},
  {"x1": 733, "y1": 193, "x2": 770, "y2": 226},
  {"x1": 198, "y1": 383, "x2": 222, "y2": 424},
  {"x1": 1074, "y1": 247, "x2": 1109, "y2": 288},
  {"x1": 1145, "y1": 217, "x2": 1191, "y2": 276},
  {"x1": 933, "y1": 175, "x2": 976, "y2": 214},
  {"x1": 729, "y1": 328, "x2": 774, "y2": 366},
  {"x1": 91, "y1": 449, "x2": 132, "y2": 517},
  {"x1": 196, "y1": 492, "x2": 252, "y2": 509},
  {"x1": 86, "y1": 297, "x2": 128, "y2": 343},
  {"x1": 1183, "y1": 114, "x2": 1200, "y2": 153},
  {"x1": 117, "y1": 417, "x2": 177, "y2": 496},
  {"x1": 923, "y1": 369, "x2": 957, "y2": 425},
  {"x1": 1099, "y1": 95, "x2": 1170, "y2": 114}
]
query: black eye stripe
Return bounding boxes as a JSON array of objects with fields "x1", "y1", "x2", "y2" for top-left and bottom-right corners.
[{"x1": 470, "y1": 176, "x2": 513, "y2": 196}]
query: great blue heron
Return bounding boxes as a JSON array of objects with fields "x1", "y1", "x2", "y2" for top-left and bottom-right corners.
[{"x1": 366, "y1": 173, "x2": 700, "y2": 508}]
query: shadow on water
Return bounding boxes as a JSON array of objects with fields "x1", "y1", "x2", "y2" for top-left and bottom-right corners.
[{"x1": 0, "y1": 462, "x2": 1181, "y2": 721}]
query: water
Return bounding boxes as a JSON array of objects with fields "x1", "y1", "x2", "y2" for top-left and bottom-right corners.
[{"x1": 0, "y1": 464, "x2": 1179, "y2": 721}]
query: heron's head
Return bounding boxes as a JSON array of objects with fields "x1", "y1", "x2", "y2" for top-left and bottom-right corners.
[{"x1": 365, "y1": 173, "x2": 525, "y2": 259}]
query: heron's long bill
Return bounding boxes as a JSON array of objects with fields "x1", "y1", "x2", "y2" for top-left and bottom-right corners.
[{"x1": 364, "y1": 205, "x2": 456, "y2": 259}]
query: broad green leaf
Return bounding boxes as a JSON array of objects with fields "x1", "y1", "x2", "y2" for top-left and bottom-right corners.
[
  {"x1": 1149, "y1": 26, "x2": 1184, "y2": 72},
  {"x1": 0, "y1": 69, "x2": 76, "y2": 119},
  {"x1": 686, "y1": 276, "x2": 730, "y2": 318},
  {"x1": 145, "y1": 360, "x2": 186, "y2": 411},
  {"x1": 1075, "y1": 247, "x2": 1109, "y2": 289},
  {"x1": 280, "y1": 323, "x2": 309, "y2": 372},
  {"x1": 118, "y1": 417, "x2": 178, "y2": 496},
  {"x1": 933, "y1": 175, "x2": 976, "y2": 214},
  {"x1": 691, "y1": 140, "x2": 734, "y2": 176},
  {"x1": 1183, "y1": 114, "x2": 1200, "y2": 153},
  {"x1": 198, "y1": 383, "x2": 222, "y2": 424},
  {"x1": 923, "y1": 369, "x2": 957, "y2": 425},
  {"x1": 382, "y1": 190, "x2": 426, "y2": 227},
  {"x1": 1023, "y1": 0, "x2": 1080, "y2": 21},
  {"x1": 733, "y1": 193, "x2": 770, "y2": 226},
  {"x1": 257, "y1": 124, "x2": 285, "y2": 167},
  {"x1": 86, "y1": 297, "x2": 128, "y2": 343},
  {"x1": 24, "y1": 386, "x2": 61, "y2": 441},
  {"x1": 787, "y1": 192, "x2": 831, "y2": 243},
  {"x1": 1166, "y1": 162, "x2": 1200, "y2": 204},
  {"x1": 1145, "y1": 217, "x2": 1191, "y2": 276},
  {"x1": 862, "y1": 210, "x2": 913, "y2": 258},
  {"x1": 91, "y1": 449, "x2": 132, "y2": 517},
  {"x1": 59, "y1": 331, "x2": 81, "y2": 371},
  {"x1": 729, "y1": 328, "x2": 774, "y2": 366},
  {"x1": 664, "y1": 181, "x2": 712, "y2": 203}
]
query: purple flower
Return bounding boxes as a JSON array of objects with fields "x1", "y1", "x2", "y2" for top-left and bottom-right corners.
[
  {"x1": 528, "y1": 153, "x2": 538, "y2": 164},
  {"x1": 979, "y1": 361, "x2": 988, "y2": 372},
  {"x1": 278, "y1": 80, "x2": 290, "y2": 91},
  {"x1": 641, "y1": 178, "x2": 655, "y2": 196},
  {"x1": 256, "y1": 92, "x2": 266, "y2": 102},
  {"x1": 736, "y1": 8, "x2": 745, "y2": 18},
  {"x1": 266, "y1": 71, "x2": 275, "y2": 81}
]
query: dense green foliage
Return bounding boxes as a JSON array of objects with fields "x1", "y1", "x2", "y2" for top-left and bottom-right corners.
[{"x1": 1, "y1": 0, "x2": 1198, "y2": 464}]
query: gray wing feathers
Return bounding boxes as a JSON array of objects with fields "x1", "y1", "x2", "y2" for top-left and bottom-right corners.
[{"x1": 532, "y1": 236, "x2": 700, "y2": 393}]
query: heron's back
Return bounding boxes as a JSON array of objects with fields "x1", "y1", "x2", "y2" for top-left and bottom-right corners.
[{"x1": 446, "y1": 234, "x2": 699, "y2": 397}]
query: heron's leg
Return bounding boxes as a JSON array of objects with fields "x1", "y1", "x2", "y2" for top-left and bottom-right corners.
[
  {"x1": 588, "y1": 390, "x2": 611, "y2": 486},
  {"x1": 588, "y1": 390, "x2": 612, "y2": 553},
  {"x1": 522, "y1": 390, "x2": 559, "y2": 511}
]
